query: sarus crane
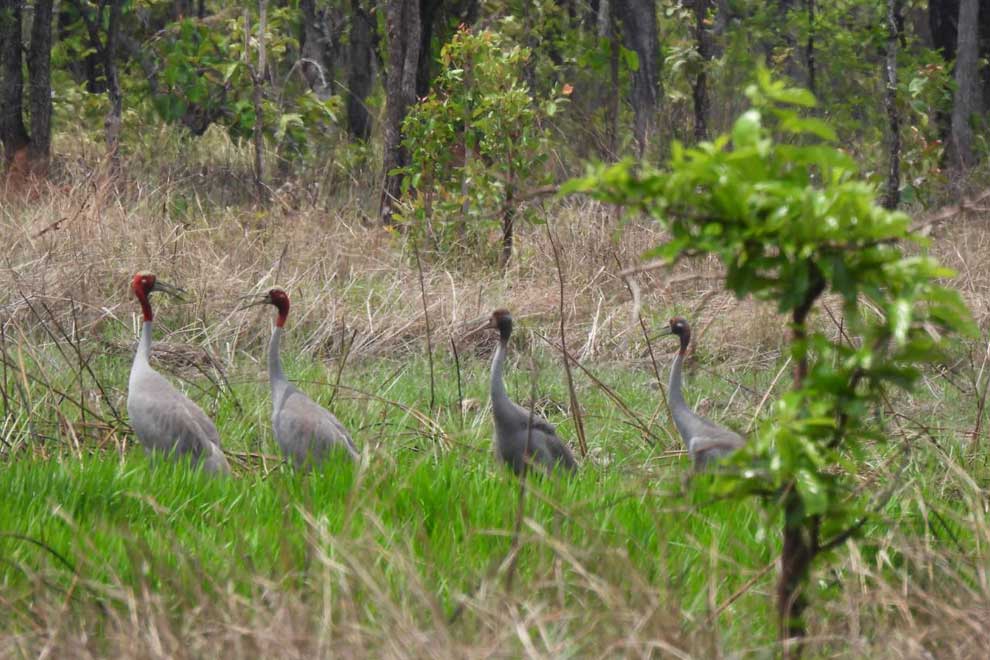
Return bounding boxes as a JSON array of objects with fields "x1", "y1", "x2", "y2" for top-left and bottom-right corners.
[
  {"x1": 481, "y1": 309, "x2": 577, "y2": 476},
  {"x1": 127, "y1": 272, "x2": 231, "y2": 475},
  {"x1": 658, "y1": 317, "x2": 745, "y2": 469},
  {"x1": 243, "y1": 288, "x2": 358, "y2": 468}
]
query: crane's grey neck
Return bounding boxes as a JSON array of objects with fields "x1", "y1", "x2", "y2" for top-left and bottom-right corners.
[
  {"x1": 490, "y1": 339, "x2": 509, "y2": 403},
  {"x1": 497, "y1": 317, "x2": 512, "y2": 343},
  {"x1": 135, "y1": 321, "x2": 153, "y2": 366},
  {"x1": 490, "y1": 338, "x2": 519, "y2": 443},
  {"x1": 269, "y1": 326, "x2": 288, "y2": 398},
  {"x1": 668, "y1": 350, "x2": 695, "y2": 448},
  {"x1": 490, "y1": 317, "x2": 513, "y2": 408}
]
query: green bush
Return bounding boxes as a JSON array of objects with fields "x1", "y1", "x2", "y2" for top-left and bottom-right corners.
[
  {"x1": 566, "y1": 66, "x2": 976, "y2": 645},
  {"x1": 397, "y1": 27, "x2": 568, "y2": 266}
]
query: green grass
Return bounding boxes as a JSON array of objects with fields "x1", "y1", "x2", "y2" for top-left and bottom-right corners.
[{"x1": 1, "y1": 333, "x2": 987, "y2": 655}]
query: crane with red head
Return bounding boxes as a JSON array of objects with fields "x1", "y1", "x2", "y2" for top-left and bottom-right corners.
[
  {"x1": 127, "y1": 272, "x2": 231, "y2": 475},
  {"x1": 243, "y1": 287, "x2": 358, "y2": 468}
]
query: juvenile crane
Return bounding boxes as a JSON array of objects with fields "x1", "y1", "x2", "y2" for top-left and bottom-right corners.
[
  {"x1": 659, "y1": 317, "x2": 745, "y2": 469},
  {"x1": 244, "y1": 288, "x2": 358, "y2": 468},
  {"x1": 127, "y1": 272, "x2": 231, "y2": 475},
  {"x1": 483, "y1": 309, "x2": 577, "y2": 475}
]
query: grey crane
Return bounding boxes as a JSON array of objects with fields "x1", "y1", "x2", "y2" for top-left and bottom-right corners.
[
  {"x1": 658, "y1": 317, "x2": 745, "y2": 469},
  {"x1": 482, "y1": 309, "x2": 577, "y2": 476},
  {"x1": 243, "y1": 288, "x2": 358, "y2": 468},
  {"x1": 127, "y1": 272, "x2": 231, "y2": 475}
]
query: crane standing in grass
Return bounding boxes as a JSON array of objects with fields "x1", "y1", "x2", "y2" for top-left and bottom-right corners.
[
  {"x1": 659, "y1": 317, "x2": 745, "y2": 469},
  {"x1": 482, "y1": 309, "x2": 577, "y2": 476},
  {"x1": 244, "y1": 288, "x2": 358, "y2": 468},
  {"x1": 127, "y1": 272, "x2": 231, "y2": 475}
]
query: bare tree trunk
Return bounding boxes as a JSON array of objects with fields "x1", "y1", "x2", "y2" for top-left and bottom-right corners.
[
  {"x1": 0, "y1": 0, "x2": 30, "y2": 169},
  {"x1": 692, "y1": 0, "x2": 712, "y2": 142},
  {"x1": 981, "y1": 1, "x2": 990, "y2": 116},
  {"x1": 26, "y1": 0, "x2": 54, "y2": 177},
  {"x1": 299, "y1": 0, "x2": 334, "y2": 99},
  {"x1": 104, "y1": 0, "x2": 124, "y2": 175},
  {"x1": 416, "y1": 0, "x2": 440, "y2": 98},
  {"x1": 778, "y1": 267, "x2": 825, "y2": 660},
  {"x1": 779, "y1": 497, "x2": 819, "y2": 659},
  {"x1": 805, "y1": 0, "x2": 816, "y2": 97},
  {"x1": 930, "y1": 0, "x2": 960, "y2": 142},
  {"x1": 614, "y1": 0, "x2": 661, "y2": 159},
  {"x1": 248, "y1": 1, "x2": 269, "y2": 201},
  {"x1": 929, "y1": 0, "x2": 959, "y2": 61},
  {"x1": 883, "y1": 0, "x2": 901, "y2": 209},
  {"x1": 346, "y1": 0, "x2": 374, "y2": 140},
  {"x1": 173, "y1": 0, "x2": 192, "y2": 20},
  {"x1": 772, "y1": 0, "x2": 805, "y2": 85},
  {"x1": 499, "y1": 184, "x2": 514, "y2": 270},
  {"x1": 605, "y1": 1, "x2": 619, "y2": 158},
  {"x1": 380, "y1": 0, "x2": 421, "y2": 225},
  {"x1": 949, "y1": 0, "x2": 981, "y2": 168}
]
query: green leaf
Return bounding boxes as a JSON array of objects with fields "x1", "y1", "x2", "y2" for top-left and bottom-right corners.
[
  {"x1": 732, "y1": 110, "x2": 762, "y2": 148},
  {"x1": 223, "y1": 61, "x2": 241, "y2": 83},
  {"x1": 620, "y1": 46, "x2": 639, "y2": 72},
  {"x1": 779, "y1": 116, "x2": 837, "y2": 141},
  {"x1": 796, "y1": 469, "x2": 829, "y2": 516},
  {"x1": 768, "y1": 86, "x2": 818, "y2": 108},
  {"x1": 890, "y1": 298, "x2": 911, "y2": 345}
]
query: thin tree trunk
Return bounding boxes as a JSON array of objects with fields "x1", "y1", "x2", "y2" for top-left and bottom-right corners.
[
  {"x1": 929, "y1": 0, "x2": 959, "y2": 62},
  {"x1": 614, "y1": 0, "x2": 661, "y2": 159},
  {"x1": 692, "y1": 0, "x2": 712, "y2": 142},
  {"x1": 346, "y1": 0, "x2": 374, "y2": 140},
  {"x1": 981, "y1": 0, "x2": 990, "y2": 116},
  {"x1": 380, "y1": 0, "x2": 421, "y2": 225},
  {"x1": 415, "y1": 0, "x2": 439, "y2": 98},
  {"x1": 500, "y1": 184, "x2": 515, "y2": 270},
  {"x1": 773, "y1": 0, "x2": 804, "y2": 85},
  {"x1": 779, "y1": 496, "x2": 819, "y2": 658},
  {"x1": 606, "y1": 1, "x2": 619, "y2": 157},
  {"x1": 0, "y1": 0, "x2": 29, "y2": 169},
  {"x1": 778, "y1": 267, "x2": 825, "y2": 659},
  {"x1": 299, "y1": 0, "x2": 333, "y2": 99},
  {"x1": 927, "y1": 0, "x2": 958, "y2": 141},
  {"x1": 27, "y1": 0, "x2": 54, "y2": 176},
  {"x1": 459, "y1": 57, "x2": 472, "y2": 238},
  {"x1": 805, "y1": 0, "x2": 816, "y2": 97},
  {"x1": 249, "y1": 1, "x2": 268, "y2": 201},
  {"x1": 104, "y1": 0, "x2": 124, "y2": 175},
  {"x1": 173, "y1": 0, "x2": 192, "y2": 20},
  {"x1": 949, "y1": 0, "x2": 981, "y2": 168},
  {"x1": 883, "y1": 0, "x2": 901, "y2": 209}
]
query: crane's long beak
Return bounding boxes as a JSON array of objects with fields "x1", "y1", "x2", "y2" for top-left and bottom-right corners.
[
  {"x1": 151, "y1": 279, "x2": 186, "y2": 300},
  {"x1": 237, "y1": 292, "x2": 271, "y2": 311},
  {"x1": 649, "y1": 326, "x2": 674, "y2": 344},
  {"x1": 461, "y1": 319, "x2": 494, "y2": 340}
]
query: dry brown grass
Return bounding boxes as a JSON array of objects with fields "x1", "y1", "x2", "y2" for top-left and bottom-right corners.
[{"x1": 3, "y1": 141, "x2": 990, "y2": 658}]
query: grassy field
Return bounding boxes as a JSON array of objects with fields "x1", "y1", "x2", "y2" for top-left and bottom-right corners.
[{"x1": 2, "y1": 140, "x2": 990, "y2": 657}]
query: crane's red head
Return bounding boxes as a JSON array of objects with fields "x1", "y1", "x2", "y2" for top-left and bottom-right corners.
[
  {"x1": 667, "y1": 317, "x2": 691, "y2": 353},
  {"x1": 131, "y1": 272, "x2": 184, "y2": 322},
  {"x1": 488, "y1": 308, "x2": 513, "y2": 342},
  {"x1": 265, "y1": 288, "x2": 291, "y2": 327},
  {"x1": 131, "y1": 272, "x2": 156, "y2": 298}
]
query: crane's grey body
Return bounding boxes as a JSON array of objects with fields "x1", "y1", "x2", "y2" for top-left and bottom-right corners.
[
  {"x1": 268, "y1": 326, "x2": 358, "y2": 468},
  {"x1": 128, "y1": 321, "x2": 231, "y2": 475},
  {"x1": 664, "y1": 318, "x2": 745, "y2": 469},
  {"x1": 487, "y1": 311, "x2": 577, "y2": 476}
]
